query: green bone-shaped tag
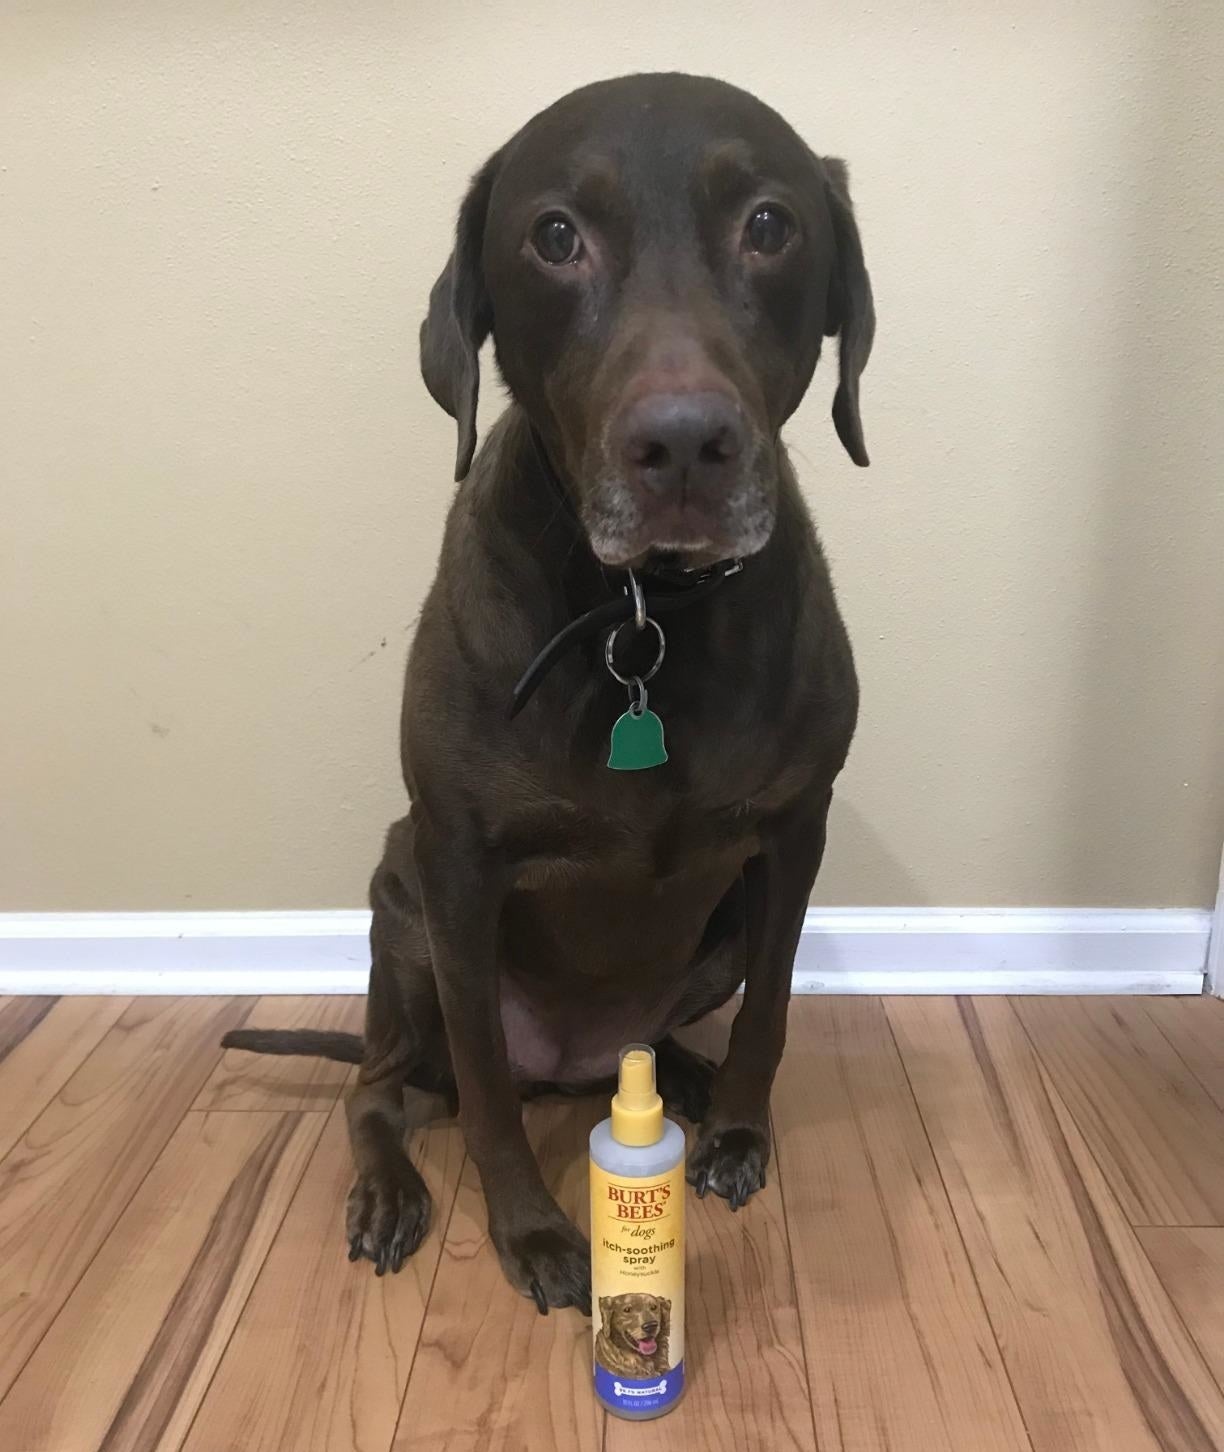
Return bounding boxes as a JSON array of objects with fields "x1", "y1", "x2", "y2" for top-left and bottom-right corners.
[{"x1": 607, "y1": 707, "x2": 669, "y2": 771}]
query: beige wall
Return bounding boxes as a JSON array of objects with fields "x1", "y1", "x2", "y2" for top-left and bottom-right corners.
[{"x1": 3, "y1": 1, "x2": 1222, "y2": 912}]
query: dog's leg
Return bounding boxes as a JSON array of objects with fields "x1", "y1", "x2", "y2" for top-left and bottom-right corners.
[
  {"x1": 346, "y1": 820, "x2": 454, "y2": 1274},
  {"x1": 345, "y1": 1067, "x2": 430, "y2": 1275},
  {"x1": 414, "y1": 810, "x2": 591, "y2": 1315},
  {"x1": 653, "y1": 1037, "x2": 718, "y2": 1123},
  {"x1": 345, "y1": 974, "x2": 450, "y2": 1272},
  {"x1": 687, "y1": 789, "x2": 831, "y2": 1210},
  {"x1": 654, "y1": 927, "x2": 747, "y2": 1122}
]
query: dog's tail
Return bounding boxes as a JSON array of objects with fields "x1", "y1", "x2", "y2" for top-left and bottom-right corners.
[{"x1": 220, "y1": 1028, "x2": 364, "y2": 1063}]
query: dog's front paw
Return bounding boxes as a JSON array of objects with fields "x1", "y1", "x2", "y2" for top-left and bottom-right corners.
[
  {"x1": 687, "y1": 1122, "x2": 769, "y2": 1211},
  {"x1": 491, "y1": 1209, "x2": 591, "y2": 1316},
  {"x1": 345, "y1": 1160, "x2": 432, "y2": 1276}
]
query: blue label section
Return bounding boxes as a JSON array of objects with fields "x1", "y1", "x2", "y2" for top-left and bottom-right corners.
[{"x1": 595, "y1": 1359, "x2": 684, "y2": 1415}]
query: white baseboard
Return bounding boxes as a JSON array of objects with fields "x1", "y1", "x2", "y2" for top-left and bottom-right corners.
[
  {"x1": 791, "y1": 908, "x2": 1208, "y2": 994},
  {"x1": 0, "y1": 911, "x2": 374, "y2": 995},
  {"x1": 0, "y1": 907, "x2": 1208, "y2": 996}
]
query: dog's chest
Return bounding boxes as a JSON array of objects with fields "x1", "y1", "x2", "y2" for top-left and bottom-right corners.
[
  {"x1": 511, "y1": 792, "x2": 761, "y2": 890},
  {"x1": 498, "y1": 817, "x2": 754, "y2": 1083},
  {"x1": 487, "y1": 667, "x2": 834, "y2": 1083}
]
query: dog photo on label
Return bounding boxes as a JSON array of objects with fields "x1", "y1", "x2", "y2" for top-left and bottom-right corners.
[
  {"x1": 221, "y1": 69, "x2": 871, "y2": 1313},
  {"x1": 596, "y1": 1294, "x2": 673, "y2": 1378}
]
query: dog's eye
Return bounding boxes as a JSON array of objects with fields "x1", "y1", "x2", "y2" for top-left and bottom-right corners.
[
  {"x1": 744, "y1": 205, "x2": 793, "y2": 255},
  {"x1": 532, "y1": 215, "x2": 583, "y2": 265}
]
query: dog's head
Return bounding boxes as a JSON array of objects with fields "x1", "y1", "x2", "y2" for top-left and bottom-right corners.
[
  {"x1": 421, "y1": 72, "x2": 874, "y2": 569},
  {"x1": 598, "y1": 1292, "x2": 671, "y2": 1365}
]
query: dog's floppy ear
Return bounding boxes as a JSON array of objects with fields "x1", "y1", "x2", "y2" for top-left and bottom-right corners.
[
  {"x1": 659, "y1": 1298, "x2": 671, "y2": 1333},
  {"x1": 419, "y1": 151, "x2": 502, "y2": 481},
  {"x1": 598, "y1": 1296, "x2": 615, "y2": 1335},
  {"x1": 821, "y1": 157, "x2": 875, "y2": 467}
]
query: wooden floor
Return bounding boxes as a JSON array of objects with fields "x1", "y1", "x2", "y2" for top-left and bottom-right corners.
[{"x1": 1, "y1": 995, "x2": 1223, "y2": 1451}]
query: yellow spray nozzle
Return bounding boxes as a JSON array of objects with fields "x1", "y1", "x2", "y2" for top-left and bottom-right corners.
[
  {"x1": 619, "y1": 1047, "x2": 655, "y2": 1102},
  {"x1": 611, "y1": 1044, "x2": 664, "y2": 1146}
]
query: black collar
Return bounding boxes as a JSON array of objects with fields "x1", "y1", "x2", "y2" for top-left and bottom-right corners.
[{"x1": 510, "y1": 429, "x2": 743, "y2": 719}]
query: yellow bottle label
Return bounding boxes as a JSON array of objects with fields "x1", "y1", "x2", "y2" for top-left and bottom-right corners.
[{"x1": 590, "y1": 1159, "x2": 685, "y2": 1414}]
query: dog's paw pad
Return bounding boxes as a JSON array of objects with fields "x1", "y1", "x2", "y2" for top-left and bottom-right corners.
[
  {"x1": 345, "y1": 1163, "x2": 432, "y2": 1274},
  {"x1": 686, "y1": 1124, "x2": 769, "y2": 1211}
]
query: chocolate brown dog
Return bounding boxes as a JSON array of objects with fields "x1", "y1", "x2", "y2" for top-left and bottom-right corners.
[{"x1": 222, "y1": 72, "x2": 872, "y2": 1315}]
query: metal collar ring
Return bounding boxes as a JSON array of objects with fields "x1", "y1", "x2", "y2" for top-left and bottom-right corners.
[{"x1": 605, "y1": 617, "x2": 666, "y2": 687}]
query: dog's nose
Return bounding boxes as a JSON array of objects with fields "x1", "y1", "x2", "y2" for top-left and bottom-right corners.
[
  {"x1": 617, "y1": 391, "x2": 746, "y2": 495},
  {"x1": 641, "y1": 1321, "x2": 659, "y2": 1337}
]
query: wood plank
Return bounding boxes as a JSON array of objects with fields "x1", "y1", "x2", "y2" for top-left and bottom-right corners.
[
  {"x1": 182, "y1": 1097, "x2": 464, "y2": 1452},
  {"x1": 194, "y1": 994, "x2": 365, "y2": 1111},
  {"x1": 1013, "y1": 996, "x2": 1224, "y2": 1226},
  {"x1": 890, "y1": 996, "x2": 1224, "y2": 1452},
  {"x1": 0, "y1": 995, "x2": 249, "y2": 1398},
  {"x1": 772, "y1": 997, "x2": 1030, "y2": 1452},
  {"x1": 0, "y1": 996, "x2": 130, "y2": 1160},
  {"x1": 1141, "y1": 997, "x2": 1224, "y2": 1114},
  {"x1": 1041, "y1": 1074, "x2": 1224, "y2": 1442},
  {"x1": 1138, "y1": 1228, "x2": 1224, "y2": 1387},
  {"x1": 0, "y1": 1109, "x2": 322, "y2": 1452},
  {"x1": 394, "y1": 1098, "x2": 603, "y2": 1452}
]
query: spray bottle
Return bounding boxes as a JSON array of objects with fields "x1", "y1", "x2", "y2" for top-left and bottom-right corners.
[{"x1": 589, "y1": 1044, "x2": 686, "y2": 1418}]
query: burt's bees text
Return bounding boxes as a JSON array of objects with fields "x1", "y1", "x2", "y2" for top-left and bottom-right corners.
[{"x1": 605, "y1": 1182, "x2": 672, "y2": 1220}]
